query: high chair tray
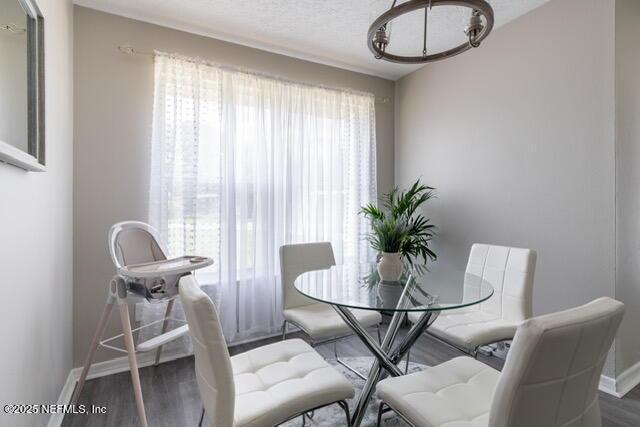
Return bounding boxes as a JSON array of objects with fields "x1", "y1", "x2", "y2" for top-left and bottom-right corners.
[{"x1": 118, "y1": 256, "x2": 214, "y2": 278}]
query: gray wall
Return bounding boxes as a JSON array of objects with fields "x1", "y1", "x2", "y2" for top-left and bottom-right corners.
[
  {"x1": 73, "y1": 6, "x2": 395, "y2": 365},
  {"x1": 395, "y1": 0, "x2": 616, "y2": 374},
  {"x1": 0, "y1": 0, "x2": 74, "y2": 426},
  {"x1": 615, "y1": 0, "x2": 640, "y2": 377}
]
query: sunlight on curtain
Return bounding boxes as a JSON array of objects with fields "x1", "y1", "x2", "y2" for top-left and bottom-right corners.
[{"x1": 148, "y1": 52, "x2": 377, "y2": 343}]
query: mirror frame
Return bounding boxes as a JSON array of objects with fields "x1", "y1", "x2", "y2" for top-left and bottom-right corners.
[{"x1": 0, "y1": 0, "x2": 44, "y2": 172}]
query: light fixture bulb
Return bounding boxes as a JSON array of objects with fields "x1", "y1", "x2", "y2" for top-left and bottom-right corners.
[
  {"x1": 373, "y1": 27, "x2": 390, "y2": 59},
  {"x1": 464, "y1": 9, "x2": 484, "y2": 48}
]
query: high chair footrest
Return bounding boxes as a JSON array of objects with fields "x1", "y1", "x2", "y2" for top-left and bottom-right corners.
[{"x1": 136, "y1": 325, "x2": 190, "y2": 352}]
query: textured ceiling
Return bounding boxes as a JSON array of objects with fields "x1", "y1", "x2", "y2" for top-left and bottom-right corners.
[{"x1": 74, "y1": 0, "x2": 549, "y2": 80}]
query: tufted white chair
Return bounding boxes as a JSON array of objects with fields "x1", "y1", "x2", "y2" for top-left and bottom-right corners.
[
  {"x1": 179, "y1": 275, "x2": 355, "y2": 427},
  {"x1": 408, "y1": 243, "x2": 536, "y2": 356},
  {"x1": 377, "y1": 297, "x2": 625, "y2": 427},
  {"x1": 280, "y1": 242, "x2": 382, "y2": 378}
]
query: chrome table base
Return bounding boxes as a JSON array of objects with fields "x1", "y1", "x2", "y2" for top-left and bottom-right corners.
[{"x1": 332, "y1": 305, "x2": 439, "y2": 427}]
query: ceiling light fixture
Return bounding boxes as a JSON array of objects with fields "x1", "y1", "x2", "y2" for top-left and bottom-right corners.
[{"x1": 368, "y1": 0, "x2": 494, "y2": 64}]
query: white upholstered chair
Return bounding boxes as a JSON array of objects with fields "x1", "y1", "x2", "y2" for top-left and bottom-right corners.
[
  {"x1": 280, "y1": 242, "x2": 382, "y2": 378},
  {"x1": 377, "y1": 297, "x2": 624, "y2": 427},
  {"x1": 179, "y1": 275, "x2": 355, "y2": 427},
  {"x1": 408, "y1": 243, "x2": 536, "y2": 357}
]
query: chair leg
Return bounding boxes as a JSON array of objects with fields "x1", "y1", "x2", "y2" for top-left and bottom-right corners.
[
  {"x1": 472, "y1": 346, "x2": 480, "y2": 359},
  {"x1": 334, "y1": 339, "x2": 367, "y2": 381},
  {"x1": 404, "y1": 348, "x2": 410, "y2": 374},
  {"x1": 338, "y1": 400, "x2": 352, "y2": 427},
  {"x1": 71, "y1": 298, "x2": 115, "y2": 404},
  {"x1": 282, "y1": 320, "x2": 288, "y2": 341},
  {"x1": 377, "y1": 324, "x2": 382, "y2": 344},
  {"x1": 377, "y1": 402, "x2": 388, "y2": 427},
  {"x1": 198, "y1": 407, "x2": 205, "y2": 427},
  {"x1": 154, "y1": 299, "x2": 175, "y2": 366},
  {"x1": 119, "y1": 299, "x2": 148, "y2": 427}
]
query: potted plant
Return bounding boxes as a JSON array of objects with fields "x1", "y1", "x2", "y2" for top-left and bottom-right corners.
[{"x1": 361, "y1": 180, "x2": 437, "y2": 284}]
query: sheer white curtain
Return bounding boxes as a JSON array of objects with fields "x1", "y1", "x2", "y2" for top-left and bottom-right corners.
[{"x1": 148, "y1": 52, "x2": 377, "y2": 343}]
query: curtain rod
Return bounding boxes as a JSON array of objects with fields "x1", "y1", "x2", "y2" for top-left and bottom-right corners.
[{"x1": 117, "y1": 45, "x2": 391, "y2": 105}]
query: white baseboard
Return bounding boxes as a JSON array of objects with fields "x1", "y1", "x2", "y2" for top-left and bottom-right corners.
[
  {"x1": 598, "y1": 375, "x2": 619, "y2": 397},
  {"x1": 598, "y1": 359, "x2": 640, "y2": 398},
  {"x1": 617, "y1": 359, "x2": 640, "y2": 396},
  {"x1": 47, "y1": 370, "x2": 77, "y2": 427}
]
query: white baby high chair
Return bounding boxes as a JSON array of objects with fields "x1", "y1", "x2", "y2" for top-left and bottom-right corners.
[{"x1": 71, "y1": 221, "x2": 212, "y2": 427}]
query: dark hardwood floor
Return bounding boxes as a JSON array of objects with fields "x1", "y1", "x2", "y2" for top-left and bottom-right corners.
[{"x1": 63, "y1": 319, "x2": 640, "y2": 427}]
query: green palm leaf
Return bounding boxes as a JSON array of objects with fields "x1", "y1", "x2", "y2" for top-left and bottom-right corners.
[{"x1": 361, "y1": 179, "x2": 437, "y2": 266}]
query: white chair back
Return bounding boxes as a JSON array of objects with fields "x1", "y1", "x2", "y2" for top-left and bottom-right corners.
[
  {"x1": 279, "y1": 242, "x2": 336, "y2": 310},
  {"x1": 108, "y1": 221, "x2": 167, "y2": 268},
  {"x1": 490, "y1": 297, "x2": 624, "y2": 427},
  {"x1": 179, "y1": 276, "x2": 235, "y2": 427},
  {"x1": 464, "y1": 243, "x2": 536, "y2": 322}
]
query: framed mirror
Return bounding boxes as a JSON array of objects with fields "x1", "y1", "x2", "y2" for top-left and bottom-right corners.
[{"x1": 0, "y1": 0, "x2": 44, "y2": 171}]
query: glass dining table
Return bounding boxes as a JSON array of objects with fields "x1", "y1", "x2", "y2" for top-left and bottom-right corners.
[{"x1": 294, "y1": 262, "x2": 494, "y2": 427}]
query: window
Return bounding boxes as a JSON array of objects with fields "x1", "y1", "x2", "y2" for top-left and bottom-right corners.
[{"x1": 149, "y1": 52, "x2": 377, "y2": 342}]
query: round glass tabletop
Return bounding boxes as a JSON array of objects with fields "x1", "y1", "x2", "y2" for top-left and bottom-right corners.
[{"x1": 294, "y1": 262, "x2": 494, "y2": 312}]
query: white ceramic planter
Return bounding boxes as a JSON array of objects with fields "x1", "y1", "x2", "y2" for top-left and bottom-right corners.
[
  {"x1": 377, "y1": 252, "x2": 403, "y2": 282},
  {"x1": 377, "y1": 281, "x2": 404, "y2": 308}
]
